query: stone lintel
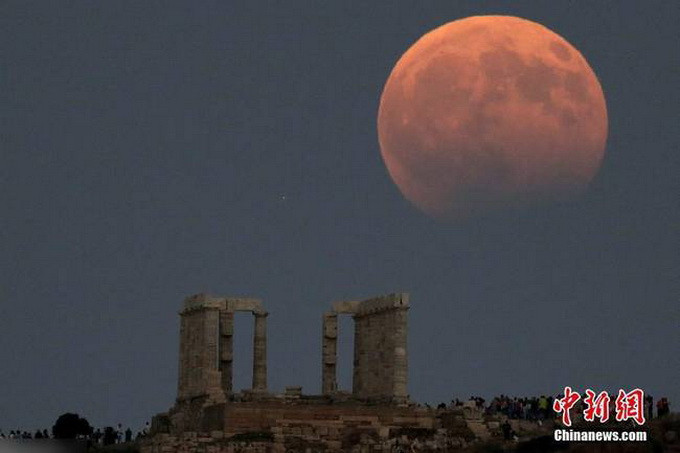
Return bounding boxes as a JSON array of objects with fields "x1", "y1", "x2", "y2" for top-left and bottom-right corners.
[
  {"x1": 180, "y1": 294, "x2": 263, "y2": 314},
  {"x1": 228, "y1": 298, "x2": 264, "y2": 313},
  {"x1": 331, "y1": 300, "x2": 360, "y2": 314}
]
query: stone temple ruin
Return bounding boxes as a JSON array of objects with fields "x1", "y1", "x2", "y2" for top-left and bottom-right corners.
[
  {"x1": 322, "y1": 296, "x2": 408, "y2": 404},
  {"x1": 176, "y1": 295, "x2": 269, "y2": 407},
  {"x1": 172, "y1": 292, "x2": 410, "y2": 413},
  {"x1": 144, "y1": 292, "x2": 443, "y2": 451},
  {"x1": 163, "y1": 293, "x2": 413, "y2": 429}
]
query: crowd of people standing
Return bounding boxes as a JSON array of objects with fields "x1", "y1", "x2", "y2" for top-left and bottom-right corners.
[
  {"x1": 0, "y1": 429, "x2": 50, "y2": 440},
  {"x1": 0, "y1": 422, "x2": 149, "y2": 445}
]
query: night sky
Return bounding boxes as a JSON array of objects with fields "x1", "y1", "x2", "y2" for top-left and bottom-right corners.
[{"x1": 1, "y1": 1, "x2": 678, "y2": 432}]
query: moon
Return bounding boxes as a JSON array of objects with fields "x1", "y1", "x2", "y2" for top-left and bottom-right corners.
[{"x1": 377, "y1": 16, "x2": 608, "y2": 219}]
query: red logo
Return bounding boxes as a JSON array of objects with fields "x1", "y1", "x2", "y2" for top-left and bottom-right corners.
[
  {"x1": 615, "y1": 388, "x2": 646, "y2": 425},
  {"x1": 553, "y1": 387, "x2": 646, "y2": 426},
  {"x1": 553, "y1": 386, "x2": 581, "y2": 427},
  {"x1": 583, "y1": 389, "x2": 611, "y2": 423}
]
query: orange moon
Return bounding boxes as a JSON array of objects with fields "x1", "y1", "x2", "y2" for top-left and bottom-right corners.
[{"x1": 377, "y1": 16, "x2": 608, "y2": 219}]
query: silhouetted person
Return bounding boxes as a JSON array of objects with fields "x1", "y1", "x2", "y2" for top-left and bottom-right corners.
[
  {"x1": 657, "y1": 398, "x2": 670, "y2": 417},
  {"x1": 125, "y1": 428, "x2": 132, "y2": 443},
  {"x1": 538, "y1": 395, "x2": 548, "y2": 420},
  {"x1": 42, "y1": 429, "x2": 49, "y2": 439}
]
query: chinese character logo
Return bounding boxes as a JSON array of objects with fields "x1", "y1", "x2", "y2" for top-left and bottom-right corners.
[
  {"x1": 553, "y1": 386, "x2": 581, "y2": 427},
  {"x1": 583, "y1": 389, "x2": 611, "y2": 423},
  {"x1": 553, "y1": 387, "x2": 646, "y2": 426},
  {"x1": 615, "y1": 388, "x2": 645, "y2": 425}
]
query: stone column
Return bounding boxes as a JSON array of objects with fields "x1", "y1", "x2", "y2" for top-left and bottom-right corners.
[
  {"x1": 252, "y1": 311, "x2": 268, "y2": 392},
  {"x1": 322, "y1": 312, "x2": 338, "y2": 395},
  {"x1": 393, "y1": 306, "x2": 409, "y2": 404},
  {"x1": 177, "y1": 313, "x2": 188, "y2": 400},
  {"x1": 203, "y1": 307, "x2": 225, "y2": 401},
  {"x1": 219, "y1": 310, "x2": 234, "y2": 395},
  {"x1": 352, "y1": 313, "x2": 363, "y2": 397}
]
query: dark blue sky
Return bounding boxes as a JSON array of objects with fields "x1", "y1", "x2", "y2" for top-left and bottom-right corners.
[{"x1": 1, "y1": 1, "x2": 678, "y2": 432}]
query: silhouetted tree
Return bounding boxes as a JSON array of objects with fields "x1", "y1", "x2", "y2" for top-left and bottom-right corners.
[
  {"x1": 52, "y1": 413, "x2": 93, "y2": 439},
  {"x1": 103, "y1": 426, "x2": 117, "y2": 446}
]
